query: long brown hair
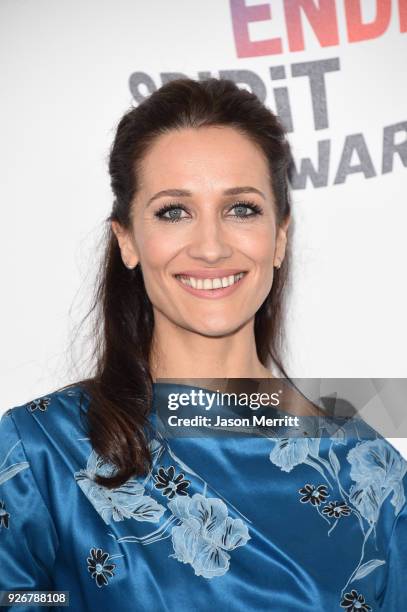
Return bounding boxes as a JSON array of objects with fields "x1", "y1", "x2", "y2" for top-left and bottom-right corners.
[{"x1": 59, "y1": 77, "x2": 294, "y2": 488}]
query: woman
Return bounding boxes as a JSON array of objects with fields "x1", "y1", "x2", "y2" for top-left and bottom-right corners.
[{"x1": 0, "y1": 78, "x2": 406, "y2": 611}]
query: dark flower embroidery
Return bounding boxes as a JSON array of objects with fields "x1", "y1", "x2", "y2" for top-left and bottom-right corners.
[
  {"x1": 153, "y1": 465, "x2": 190, "y2": 499},
  {"x1": 86, "y1": 547, "x2": 116, "y2": 587},
  {"x1": 322, "y1": 501, "x2": 351, "y2": 518},
  {"x1": 299, "y1": 484, "x2": 329, "y2": 506},
  {"x1": 0, "y1": 500, "x2": 10, "y2": 529},
  {"x1": 27, "y1": 397, "x2": 51, "y2": 412},
  {"x1": 340, "y1": 589, "x2": 371, "y2": 611}
]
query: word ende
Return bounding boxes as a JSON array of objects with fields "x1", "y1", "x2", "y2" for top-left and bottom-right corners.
[{"x1": 230, "y1": 0, "x2": 406, "y2": 57}]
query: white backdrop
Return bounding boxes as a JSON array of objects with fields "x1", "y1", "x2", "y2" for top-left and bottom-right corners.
[{"x1": 1, "y1": 0, "x2": 406, "y2": 455}]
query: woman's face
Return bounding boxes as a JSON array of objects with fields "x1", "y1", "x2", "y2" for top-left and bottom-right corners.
[{"x1": 112, "y1": 125, "x2": 289, "y2": 337}]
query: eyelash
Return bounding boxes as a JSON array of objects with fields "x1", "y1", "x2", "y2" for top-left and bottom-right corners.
[{"x1": 154, "y1": 200, "x2": 263, "y2": 223}]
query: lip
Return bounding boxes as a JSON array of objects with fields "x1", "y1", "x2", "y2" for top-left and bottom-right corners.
[
  {"x1": 174, "y1": 268, "x2": 247, "y2": 279},
  {"x1": 174, "y1": 271, "x2": 248, "y2": 299}
]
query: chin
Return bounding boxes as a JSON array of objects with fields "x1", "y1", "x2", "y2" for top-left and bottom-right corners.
[{"x1": 184, "y1": 317, "x2": 249, "y2": 338}]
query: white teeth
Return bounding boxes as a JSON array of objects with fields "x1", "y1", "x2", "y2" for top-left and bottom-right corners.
[{"x1": 177, "y1": 272, "x2": 245, "y2": 290}]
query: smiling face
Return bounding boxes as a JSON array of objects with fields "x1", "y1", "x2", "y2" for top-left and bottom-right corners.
[{"x1": 112, "y1": 125, "x2": 289, "y2": 338}]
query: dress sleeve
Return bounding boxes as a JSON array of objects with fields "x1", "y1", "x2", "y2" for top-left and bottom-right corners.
[
  {"x1": 0, "y1": 409, "x2": 59, "y2": 608},
  {"x1": 378, "y1": 483, "x2": 407, "y2": 609}
]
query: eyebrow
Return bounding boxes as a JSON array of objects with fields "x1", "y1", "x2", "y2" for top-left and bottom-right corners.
[{"x1": 146, "y1": 186, "x2": 266, "y2": 207}]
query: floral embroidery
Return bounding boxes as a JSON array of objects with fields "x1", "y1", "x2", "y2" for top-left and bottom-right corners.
[
  {"x1": 167, "y1": 493, "x2": 251, "y2": 578},
  {"x1": 86, "y1": 547, "x2": 116, "y2": 587},
  {"x1": 0, "y1": 425, "x2": 31, "y2": 535},
  {"x1": 27, "y1": 397, "x2": 51, "y2": 412},
  {"x1": 347, "y1": 439, "x2": 406, "y2": 524},
  {"x1": 299, "y1": 484, "x2": 329, "y2": 506},
  {"x1": 0, "y1": 452, "x2": 29, "y2": 489},
  {"x1": 322, "y1": 501, "x2": 351, "y2": 518},
  {"x1": 108, "y1": 436, "x2": 252, "y2": 581},
  {"x1": 0, "y1": 500, "x2": 10, "y2": 529},
  {"x1": 269, "y1": 438, "x2": 320, "y2": 472},
  {"x1": 75, "y1": 450, "x2": 165, "y2": 525},
  {"x1": 153, "y1": 465, "x2": 190, "y2": 498},
  {"x1": 269, "y1": 433, "x2": 407, "y2": 607},
  {"x1": 340, "y1": 589, "x2": 371, "y2": 611}
]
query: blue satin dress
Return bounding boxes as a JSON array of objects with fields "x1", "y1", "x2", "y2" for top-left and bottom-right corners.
[{"x1": 0, "y1": 383, "x2": 406, "y2": 611}]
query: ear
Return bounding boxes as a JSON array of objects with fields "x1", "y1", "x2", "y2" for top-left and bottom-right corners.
[
  {"x1": 273, "y1": 214, "x2": 290, "y2": 268},
  {"x1": 111, "y1": 221, "x2": 139, "y2": 269}
]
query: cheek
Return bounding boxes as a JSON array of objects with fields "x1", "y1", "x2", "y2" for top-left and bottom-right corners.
[
  {"x1": 239, "y1": 227, "x2": 276, "y2": 266},
  {"x1": 136, "y1": 222, "x2": 276, "y2": 271},
  {"x1": 138, "y1": 231, "x2": 180, "y2": 270}
]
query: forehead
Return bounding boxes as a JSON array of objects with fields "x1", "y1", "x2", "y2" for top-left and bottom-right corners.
[{"x1": 137, "y1": 126, "x2": 271, "y2": 195}]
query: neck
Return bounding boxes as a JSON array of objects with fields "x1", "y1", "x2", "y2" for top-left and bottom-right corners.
[{"x1": 149, "y1": 312, "x2": 274, "y2": 381}]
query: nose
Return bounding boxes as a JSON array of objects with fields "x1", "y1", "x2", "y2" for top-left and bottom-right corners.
[{"x1": 186, "y1": 216, "x2": 233, "y2": 263}]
